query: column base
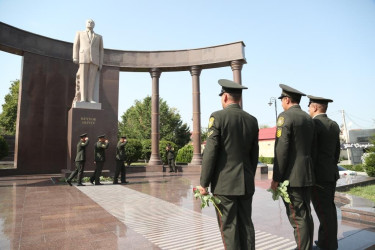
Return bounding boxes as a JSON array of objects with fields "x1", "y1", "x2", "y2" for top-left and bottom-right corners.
[
  {"x1": 148, "y1": 154, "x2": 163, "y2": 166},
  {"x1": 190, "y1": 154, "x2": 202, "y2": 165}
]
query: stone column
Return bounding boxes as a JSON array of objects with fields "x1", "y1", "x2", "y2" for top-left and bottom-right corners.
[
  {"x1": 231, "y1": 60, "x2": 244, "y2": 107},
  {"x1": 148, "y1": 68, "x2": 163, "y2": 166},
  {"x1": 189, "y1": 66, "x2": 202, "y2": 166}
]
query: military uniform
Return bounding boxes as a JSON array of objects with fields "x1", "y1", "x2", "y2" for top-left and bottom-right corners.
[
  {"x1": 200, "y1": 79, "x2": 259, "y2": 250},
  {"x1": 273, "y1": 84, "x2": 315, "y2": 250},
  {"x1": 308, "y1": 95, "x2": 340, "y2": 250},
  {"x1": 90, "y1": 135, "x2": 109, "y2": 185},
  {"x1": 166, "y1": 145, "x2": 176, "y2": 172},
  {"x1": 66, "y1": 133, "x2": 89, "y2": 186},
  {"x1": 114, "y1": 136, "x2": 128, "y2": 184}
]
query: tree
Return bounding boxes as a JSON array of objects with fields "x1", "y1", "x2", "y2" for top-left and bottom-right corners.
[
  {"x1": 119, "y1": 96, "x2": 191, "y2": 149},
  {"x1": 124, "y1": 139, "x2": 143, "y2": 166},
  {"x1": 364, "y1": 135, "x2": 375, "y2": 177},
  {"x1": 0, "y1": 80, "x2": 19, "y2": 135}
]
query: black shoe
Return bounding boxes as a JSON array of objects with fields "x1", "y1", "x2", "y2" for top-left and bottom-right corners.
[
  {"x1": 89, "y1": 178, "x2": 94, "y2": 185},
  {"x1": 169, "y1": 170, "x2": 173, "y2": 173},
  {"x1": 121, "y1": 181, "x2": 129, "y2": 184},
  {"x1": 66, "y1": 179, "x2": 72, "y2": 186},
  {"x1": 95, "y1": 183, "x2": 103, "y2": 185},
  {"x1": 77, "y1": 183, "x2": 85, "y2": 186},
  {"x1": 113, "y1": 182, "x2": 119, "y2": 184}
]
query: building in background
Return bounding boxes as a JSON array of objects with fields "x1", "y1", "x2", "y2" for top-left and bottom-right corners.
[
  {"x1": 259, "y1": 127, "x2": 276, "y2": 158},
  {"x1": 341, "y1": 129, "x2": 375, "y2": 165}
]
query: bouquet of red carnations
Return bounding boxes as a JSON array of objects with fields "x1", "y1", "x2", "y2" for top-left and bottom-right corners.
[{"x1": 193, "y1": 186, "x2": 222, "y2": 216}]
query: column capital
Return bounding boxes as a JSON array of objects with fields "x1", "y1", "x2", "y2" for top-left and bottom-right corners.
[
  {"x1": 150, "y1": 68, "x2": 162, "y2": 78},
  {"x1": 189, "y1": 65, "x2": 202, "y2": 76},
  {"x1": 230, "y1": 60, "x2": 243, "y2": 71}
]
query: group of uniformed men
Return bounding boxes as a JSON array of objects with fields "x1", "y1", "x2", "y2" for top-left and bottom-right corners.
[
  {"x1": 198, "y1": 79, "x2": 340, "y2": 250},
  {"x1": 65, "y1": 134, "x2": 128, "y2": 186}
]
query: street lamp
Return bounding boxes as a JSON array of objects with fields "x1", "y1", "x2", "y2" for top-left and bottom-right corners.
[{"x1": 268, "y1": 97, "x2": 278, "y2": 123}]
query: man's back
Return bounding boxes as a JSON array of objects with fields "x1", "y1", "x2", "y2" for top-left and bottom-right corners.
[
  {"x1": 313, "y1": 114, "x2": 340, "y2": 182},
  {"x1": 201, "y1": 103, "x2": 259, "y2": 195},
  {"x1": 273, "y1": 105, "x2": 315, "y2": 187}
]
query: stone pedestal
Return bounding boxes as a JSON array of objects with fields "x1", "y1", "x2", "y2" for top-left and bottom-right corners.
[
  {"x1": 73, "y1": 101, "x2": 102, "y2": 110},
  {"x1": 66, "y1": 108, "x2": 117, "y2": 173}
]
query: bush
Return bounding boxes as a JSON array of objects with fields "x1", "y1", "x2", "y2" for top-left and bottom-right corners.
[
  {"x1": 141, "y1": 139, "x2": 151, "y2": 162},
  {"x1": 0, "y1": 135, "x2": 9, "y2": 160},
  {"x1": 124, "y1": 139, "x2": 143, "y2": 166},
  {"x1": 364, "y1": 153, "x2": 375, "y2": 177},
  {"x1": 176, "y1": 144, "x2": 193, "y2": 163},
  {"x1": 259, "y1": 156, "x2": 274, "y2": 164},
  {"x1": 353, "y1": 164, "x2": 365, "y2": 172}
]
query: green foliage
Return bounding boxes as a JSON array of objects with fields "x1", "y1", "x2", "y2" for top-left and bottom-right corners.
[
  {"x1": 201, "y1": 127, "x2": 208, "y2": 143},
  {"x1": 259, "y1": 156, "x2": 274, "y2": 164},
  {"x1": 118, "y1": 96, "x2": 190, "y2": 149},
  {"x1": 0, "y1": 80, "x2": 19, "y2": 135},
  {"x1": 363, "y1": 135, "x2": 375, "y2": 177},
  {"x1": 364, "y1": 153, "x2": 375, "y2": 177},
  {"x1": 353, "y1": 164, "x2": 365, "y2": 172},
  {"x1": 176, "y1": 144, "x2": 193, "y2": 163},
  {"x1": 193, "y1": 186, "x2": 222, "y2": 216},
  {"x1": 141, "y1": 139, "x2": 151, "y2": 161},
  {"x1": 0, "y1": 135, "x2": 9, "y2": 160},
  {"x1": 124, "y1": 139, "x2": 142, "y2": 166}
]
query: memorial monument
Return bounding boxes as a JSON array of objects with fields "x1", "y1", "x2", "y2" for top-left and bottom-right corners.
[{"x1": 72, "y1": 19, "x2": 104, "y2": 109}]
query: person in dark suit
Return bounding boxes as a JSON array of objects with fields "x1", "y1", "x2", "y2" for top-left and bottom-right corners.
[
  {"x1": 166, "y1": 143, "x2": 176, "y2": 173},
  {"x1": 113, "y1": 136, "x2": 128, "y2": 184},
  {"x1": 66, "y1": 133, "x2": 89, "y2": 186},
  {"x1": 90, "y1": 134, "x2": 109, "y2": 185},
  {"x1": 308, "y1": 95, "x2": 340, "y2": 250},
  {"x1": 198, "y1": 79, "x2": 259, "y2": 250},
  {"x1": 271, "y1": 84, "x2": 315, "y2": 250}
]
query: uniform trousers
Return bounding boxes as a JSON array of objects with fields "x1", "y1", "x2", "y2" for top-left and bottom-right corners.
[
  {"x1": 114, "y1": 160, "x2": 126, "y2": 183},
  {"x1": 90, "y1": 161, "x2": 104, "y2": 184},
  {"x1": 284, "y1": 187, "x2": 314, "y2": 250},
  {"x1": 215, "y1": 194, "x2": 255, "y2": 250},
  {"x1": 311, "y1": 182, "x2": 338, "y2": 250},
  {"x1": 67, "y1": 161, "x2": 85, "y2": 184},
  {"x1": 79, "y1": 63, "x2": 98, "y2": 102},
  {"x1": 168, "y1": 158, "x2": 176, "y2": 172}
]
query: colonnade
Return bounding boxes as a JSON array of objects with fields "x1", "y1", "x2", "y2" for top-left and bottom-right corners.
[{"x1": 147, "y1": 60, "x2": 244, "y2": 166}]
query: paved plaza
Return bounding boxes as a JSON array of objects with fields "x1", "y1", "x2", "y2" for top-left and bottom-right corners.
[{"x1": 0, "y1": 171, "x2": 375, "y2": 250}]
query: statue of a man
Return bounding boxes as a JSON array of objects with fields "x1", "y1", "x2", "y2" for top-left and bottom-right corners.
[{"x1": 73, "y1": 19, "x2": 104, "y2": 103}]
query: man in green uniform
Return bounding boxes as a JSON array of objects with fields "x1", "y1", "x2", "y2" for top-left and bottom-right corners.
[
  {"x1": 166, "y1": 143, "x2": 176, "y2": 173},
  {"x1": 113, "y1": 136, "x2": 128, "y2": 184},
  {"x1": 271, "y1": 84, "x2": 315, "y2": 250},
  {"x1": 198, "y1": 79, "x2": 259, "y2": 250},
  {"x1": 90, "y1": 134, "x2": 109, "y2": 185},
  {"x1": 308, "y1": 95, "x2": 340, "y2": 250},
  {"x1": 66, "y1": 133, "x2": 89, "y2": 186}
]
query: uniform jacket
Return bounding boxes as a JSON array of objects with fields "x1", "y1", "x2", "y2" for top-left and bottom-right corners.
[
  {"x1": 75, "y1": 139, "x2": 89, "y2": 162},
  {"x1": 312, "y1": 114, "x2": 340, "y2": 182},
  {"x1": 94, "y1": 141, "x2": 109, "y2": 162},
  {"x1": 116, "y1": 141, "x2": 127, "y2": 161},
  {"x1": 273, "y1": 105, "x2": 315, "y2": 187},
  {"x1": 166, "y1": 148, "x2": 175, "y2": 160},
  {"x1": 200, "y1": 103, "x2": 259, "y2": 196},
  {"x1": 73, "y1": 30, "x2": 104, "y2": 67}
]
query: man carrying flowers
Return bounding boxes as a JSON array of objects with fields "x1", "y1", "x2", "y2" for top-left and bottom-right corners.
[
  {"x1": 198, "y1": 79, "x2": 259, "y2": 250},
  {"x1": 271, "y1": 84, "x2": 315, "y2": 250}
]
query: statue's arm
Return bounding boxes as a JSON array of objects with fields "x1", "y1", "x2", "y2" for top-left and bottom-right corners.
[
  {"x1": 99, "y1": 36, "x2": 104, "y2": 70},
  {"x1": 73, "y1": 32, "x2": 80, "y2": 64}
]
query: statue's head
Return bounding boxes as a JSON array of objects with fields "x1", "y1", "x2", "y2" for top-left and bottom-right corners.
[{"x1": 86, "y1": 19, "x2": 95, "y2": 29}]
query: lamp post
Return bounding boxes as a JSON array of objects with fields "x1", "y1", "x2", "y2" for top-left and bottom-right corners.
[{"x1": 268, "y1": 97, "x2": 278, "y2": 123}]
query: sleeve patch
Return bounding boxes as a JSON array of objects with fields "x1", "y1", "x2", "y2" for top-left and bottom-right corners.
[
  {"x1": 208, "y1": 117, "x2": 215, "y2": 128},
  {"x1": 207, "y1": 130, "x2": 213, "y2": 138},
  {"x1": 276, "y1": 128, "x2": 282, "y2": 137},
  {"x1": 277, "y1": 116, "x2": 285, "y2": 126}
]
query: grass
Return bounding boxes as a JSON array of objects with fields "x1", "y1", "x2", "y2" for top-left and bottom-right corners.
[{"x1": 344, "y1": 184, "x2": 375, "y2": 203}]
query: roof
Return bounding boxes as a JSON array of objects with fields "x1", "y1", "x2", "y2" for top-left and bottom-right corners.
[{"x1": 259, "y1": 127, "x2": 276, "y2": 141}]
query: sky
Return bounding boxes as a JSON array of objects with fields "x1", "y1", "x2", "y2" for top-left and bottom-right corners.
[{"x1": 0, "y1": 0, "x2": 375, "y2": 132}]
